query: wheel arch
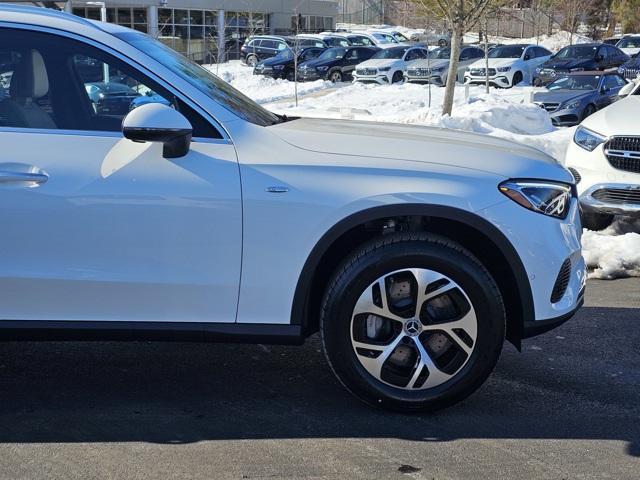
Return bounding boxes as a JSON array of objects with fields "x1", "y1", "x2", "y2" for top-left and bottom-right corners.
[{"x1": 290, "y1": 204, "x2": 534, "y2": 349}]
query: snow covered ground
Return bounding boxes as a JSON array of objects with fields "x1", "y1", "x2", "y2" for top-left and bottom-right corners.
[{"x1": 205, "y1": 61, "x2": 640, "y2": 279}]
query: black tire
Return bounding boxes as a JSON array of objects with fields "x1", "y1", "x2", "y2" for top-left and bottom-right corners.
[
  {"x1": 582, "y1": 104, "x2": 596, "y2": 120},
  {"x1": 246, "y1": 54, "x2": 258, "y2": 67},
  {"x1": 328, "y1": 69, "x2": 343, "y2": 83},
  {"x1": 320, "y1": 232, "x2": 505, "y2": 412},
  {"x1": 285, "y1": 69, "x2": 295, "y2": 81},
  {"x1": 511, "y1": 71, "x2": 523, "y2": 87},
  {"x1": 582, "y1": 211, "x2": 614, "y2": 231},
  {"x1": 391, "y1": 71, "x2": 404, "y2": 83},
  {"x1": 438, "y1": 39, "x2": 448, "y2": 48}
]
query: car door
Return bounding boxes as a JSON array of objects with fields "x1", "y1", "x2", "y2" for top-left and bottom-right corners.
[
  {"x1": 596, "y1": 46, "x2": 608, "y2": 69},
  {"x1": 0, "y1": 27, "x2": 242, "y2": 324},
  {"x1": 600, "y1": 75, "x2": 626, "y2": 106},
  {"x1": 342, "y1": 48, "x2": 361, "y2": 74}
]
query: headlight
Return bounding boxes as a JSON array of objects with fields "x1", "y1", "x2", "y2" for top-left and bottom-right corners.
[
  {"x1": 499, "y1": 180, "x2": 572, "y2": 220},
  {"x1": 618, "y1": 67, "x2": 624, "y2": 74},
  {"x1": 272, "y1": 65, "x2": 285, "y2": 70},
  {"x1": 378, "y1": 67, "x2": 391, "y2": 72},
  {"x1": 497, "y1": 66, "x2": 511, "y2": 72},
  {"x1": 316, "y1": 66, "x2": 329, "y2": 72},
  {"x1": 569, "y1": 67, "x2": 584, "y2": 72},
  {"x1": 573, "y1": 126, "x2": 606, "y2": 151},
  {"x1": 432, "y1": 66, "x2": 445, "y2": 72},
  {"x1": 564, "y1": 100, "x2": 582, "y2": 109},
  {"x1": 535, "y1": 67, "x2": 541, "y2": 74}
]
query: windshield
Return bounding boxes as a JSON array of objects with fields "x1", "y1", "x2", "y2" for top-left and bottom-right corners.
[
  {"x1": 428, "y1": 47, "x2": 450, "y2": 59},
  {"x1": 555, "y1": 45, "x2": 598, "y2": 59},
  {"x1": 372, "y1": 47, "x2": 409, "y2": 59},
  {"x1": 372, "y1": 33, "x2": 396, "y2": 44},
  {"x1": 488, "y1": 46, "x2": 524, "y2": 58},
  {"x1": 273, "y1": 48, "x2": 294, "y2": 60},
  {"x1": 348, "y1": 35, "x2": 373, "y2": 46},
  {"x1": 617, "y1": 37, "x2": 640, "y2": 48},
  {"x1": 547, "y1": 75, "x2": 600, "y2": 91},
  {"x1": 318, "y1": 47, "x2": 347, "y2": 60},
  {"x1": 114, "y1": 31, "x2": 280, "y2": 126},
  {"x1": 393, "y1": 32, "x2": 409, "y2": 42},
  {"x1": 325, "y1": 37, "x2": 350, "y2": 47}
]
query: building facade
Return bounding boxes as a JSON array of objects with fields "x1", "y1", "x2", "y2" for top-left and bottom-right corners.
[{"x1": 70, "y1": 0, "x2": 339, "y2": 63}]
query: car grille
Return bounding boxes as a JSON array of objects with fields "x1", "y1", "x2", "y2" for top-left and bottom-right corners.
[
  {"x1": 407, "y1": 68, "x2": 430, "y2": 76},
  {"x1": 469, "y1": 68, "x2": 496, "y2": 76},
  {"x1": 356, "y1": 68, "x2": 377, "y2": 76},
  {"x1": 536, "y1": 102, "x2": 560, "y2": 112},
  {"x1": 592, "y1": 187, "x2": 640, "y2": 205},
  {"x1": 604, "y1": 137, "x2": 640, "y2": 173},
  {"x1": 550, "y1": 258, "x2": 572, "y2": 304},
  {"x1": 620, "y1": 67, "x2": 640, "y2": 80}
]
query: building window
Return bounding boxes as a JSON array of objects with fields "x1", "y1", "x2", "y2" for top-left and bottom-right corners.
[
  {"x1": 73, "y1": 7, "x2": 147, "y2": 33},
  {"x1": 291, "y1": 15, "x2": 333, "y2": 33}
]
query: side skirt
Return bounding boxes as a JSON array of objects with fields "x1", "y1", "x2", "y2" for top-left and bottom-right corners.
[{"x1": 0, "y1": 321, "x2": 304, "y2": 345}]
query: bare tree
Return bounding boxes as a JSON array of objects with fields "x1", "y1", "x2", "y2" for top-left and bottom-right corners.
[{"x1": 412, "y1": 0, "x2": 506, "y2": 115}]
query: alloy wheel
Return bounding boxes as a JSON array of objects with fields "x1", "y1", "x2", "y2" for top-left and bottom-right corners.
[{"x1": 350, "y1": 268, "x2": 478, "y2": 390}]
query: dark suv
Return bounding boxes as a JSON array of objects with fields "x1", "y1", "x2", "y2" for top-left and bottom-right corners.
[
  {"x1": 254, "y1": 47, "x2": 326, "y2": 80},
  {"x1": 296, "y1": 46, "x2": 379, "y2": 82},
  {"x1": 241, "y1": 36, "x2": 290, "y2": 67},
  {"x1": 534, "y1": 43, "x2": 629, "y2": 85}
]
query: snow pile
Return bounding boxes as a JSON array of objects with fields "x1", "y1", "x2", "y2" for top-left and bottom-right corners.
[
  {"x1": 204, "y1": 61, "x2": 335, "y2": 104},
  {"x1": 335, "y1": 23, "x2": 426, "y2": 39},
  {"x1": 464, "y1": 30, "x2": 593, "y2": 52},
  {"x1": 583, "y1": 219, "x2": 640, "y2": 279}
]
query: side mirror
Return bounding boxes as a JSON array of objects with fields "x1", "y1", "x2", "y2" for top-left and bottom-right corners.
[
  {"x1": 596, "y1": 54, "x2": 604, "y2": 61},
  {"x1": 524, "y1": 54, "x2": 530, "y2": 60},
  {"x1": 122, "y1": 103, "x2": 192, "y2": 159},
  {"x1": 600, "y1": 85, "x2": 609, "y2": 93},
  {"x1": 617, "y1": 81, "x2": 636, "y2": 97}
]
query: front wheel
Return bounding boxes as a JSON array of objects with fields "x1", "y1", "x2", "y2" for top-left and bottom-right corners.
[
  {"x1": 582, "y1": 104, "x2": 596, "y2": 120},
  {"x1": 511, "y1": 71, "x2": 523, "y2": 87},
  {"x1": 320, "y1": 233, "x2": 505, "y2": 412},
  {"x1": 246, "y1": 54, "x2": 258, "y2": 67},
  {"x1": 391, "y1": 71, "x2": 404, "y2": 83},
  {"x1": 328, "y1": 69, "x2": 343, "y2": 83},
  {"x1": 582, "y1": 211, "x2": 614, "y2": 231}
]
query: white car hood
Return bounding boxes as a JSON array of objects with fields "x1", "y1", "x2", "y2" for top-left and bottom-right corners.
[
  {"x1": 581, "y1": 95, "x2": 640, "y2": 136},
  {"x1": 357, "y1": 58, "x2": 402, "y2": 69},
  {"x1": 407, "y1": 58, "x2": 449, "y2": 69},
  {"x1": 268, "y1": 117, "x2": 571, "y2": 182},
  {"x1": 468, "y1": 58, "x2": 516, "y2": 70},
  {"x1": 620, "y1": 47, "x2": 640, "y2": 56}
]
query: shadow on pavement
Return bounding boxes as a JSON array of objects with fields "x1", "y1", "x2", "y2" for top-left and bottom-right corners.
[{"x1": 0, "y1": 306, "x2": 638, "y2": 457}]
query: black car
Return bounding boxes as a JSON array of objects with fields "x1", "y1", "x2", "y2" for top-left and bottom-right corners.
[
  {"x1": 532, "y1": 71, "x2": 628, "y2": 126},
  {"x1": 618, "y1": 55, "x2": 640, "y2": 80},
  {"x1": 296, "y1": 46, "x2": 380, "y2": 82},
  {"x1": 253, "y1": 47, "x2": 326, "y2": 80},
  {"x1": 534, "y1": 43, "x2": 629, "y2": 85},
  {"x1": 241, "y1": 35, "x2": 290, "y2": 66}
]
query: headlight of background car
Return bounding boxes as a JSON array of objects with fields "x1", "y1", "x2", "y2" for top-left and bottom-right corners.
[
  {"x1": 497, "y1": 66, "x2": 511, "y2": 72},
  {"x1": 272, "y1": 65, "x2": 285, "y2": 70},
  {"x1": 535, "y1": 67, "x2": 542, "y2": 74},
  {"x1": 378, "y1": 67, "x2": 391, "y2": 72},
  {"x1": 565, "y1": 100, "x2": 582, "y2": 109},
  {"x1": 316, "y1": 66, "x2": 329, "y2": 72},
  {"x1": 573, "y1": 125, "x2": 606, "y2": 151},
  {"x1": 499, "y1": 180, "x2": 572, "y2": 220}
]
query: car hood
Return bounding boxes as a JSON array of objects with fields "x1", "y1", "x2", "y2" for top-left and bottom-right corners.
[
  {"x1": 541, "y1": 58, "x2": 595, "y2": 70},
  {"x1": 299, "y1": 57, "x2": 334, "y2": 69},
  {"x1": 581, "y1": 95, "x2": 640, "y2": 136},
  {"x1": 357, "y1": 58, "x2": 402, "y2": 69},
  {"x1": 533, "y1": 89, "x2": 594, "y2": 104},
  {"x1": 268, "y1": 118, "x2": 571, "y2": 182},
  {"x1": 262, "y1": 56, "x2": 293, "y2": 67},
  {"x1": 469, "y1": 58, "x2": 516, "y2": 69},
  {"x1": 620, "y1": 47, "x2": 640, "y2": 55},
  {"x1": 407, "y1": 58, "x2": 449, "y2": 69}
]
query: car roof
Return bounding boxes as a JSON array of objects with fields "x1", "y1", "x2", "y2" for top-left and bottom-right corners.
[{"x1": 564, "y1": 70, "x2": 622, "y2": 76}]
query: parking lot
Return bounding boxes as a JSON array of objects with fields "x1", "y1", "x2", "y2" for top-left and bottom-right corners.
[{"x1": 0, "y1": 278, "x2": 637, "y2": 479}]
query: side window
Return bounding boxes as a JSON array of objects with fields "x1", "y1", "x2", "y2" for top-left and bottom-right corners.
[
  {"x1": 276, "y1": 41, "x2": 288, "y2": 51},
  {"x1": 358, "y1": 36, "x2": 373, "y2": 46},
  {"x1": 598, "y1": 47, "x2": 608, "y2": 59},
  {"x1": 539, "y1": 47, "x2": 552, "y2": 57},
  {"x1": 248, "y1": 39, "x2": 261, "y2": 48},
  {"x1": 609, "y1": 46, "x2": 622, "y2": 57},
  {"x1": 604, "y1": 75, "x2": 623, "y2": 89},
  {"x1": 360, "y1": 48, "x2": 376, "y2": 60},
  {"x1": 0, "y1": 28, "x2": 220, "y2": 137},
  {"x1": 345, "y1": 49, "x2": 359, "y2": 61},
  {"x1": 261, "y1": 40, "x2": 277, "y2": 50}
]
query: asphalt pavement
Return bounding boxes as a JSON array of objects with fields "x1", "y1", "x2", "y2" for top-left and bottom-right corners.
[{"x1": 0, "y1": 278, "x2": 638, "y2": 479}]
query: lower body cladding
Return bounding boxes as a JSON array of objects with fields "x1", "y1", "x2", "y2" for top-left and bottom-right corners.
[
  {"x1": 253, "y1": 69, "x2": 283, "y2": 80},
  {"x1": 548, "y1": 108, "x2": 582, "y2": 127},
  {"x1": 480, "y1": 196, "x2": 586, "y2": 334},
  {"x1": 296, "y1": 72, "x2": 323, "y2": 82},
  {"x1": 566, "y1": 142, "x2": 640, "y2": 220},
  {"x1": 465, "y1": 75, "x2": 512, "y2": 88}
]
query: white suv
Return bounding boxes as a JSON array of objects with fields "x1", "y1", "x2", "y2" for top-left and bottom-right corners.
[
  {"x1": 0, "y1": 6, "x2": 585, "y2": 412},
  {"x1": 565, "y1": 92, "x2": 640, "y2": 230}
]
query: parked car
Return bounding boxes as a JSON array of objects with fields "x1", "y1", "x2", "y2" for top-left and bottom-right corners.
[
  {"x1": 298, "y1": 33, "x2": 351, "y2": 48},
  {"x1": 254, "y1": 47, "x2": 326, "y2": 80},
  {"x1": 297, "y1": 46, "x2": 379, "y2": 82},
  {"x1": 617, "y1": 55, "x2": 640, "y2": 80},
  {"x1": 0, "y1": 5, "x2": 585, "y2": 413},
  {"x1": 353, "y1": 46, "x2": 430, "y2": 84},
  {"x1": 602, "y1": 36, "x2": 623, "y2": 46},
  {"x1": 405, "y1": 45, "x2": 485, "y2": 85},
  {"x1": 565, "y1": 90, "x2": 640, "y2": 230},
  {"x1": 533, "y1": 71, "x2": 628, "y2": 126},
  {"x1": 84, "y1": 82, "x2": 140, "y2": 115},
  {"x1": 290, "y1": 35, "x2": 329, "y2": 49},
  {"x1": 464, "y1": 44, "x2": 552, "y2": 88},
  {"x1": 346, "y1": 30, "x2": 400, "y2": 48},
  {"x1": 534, "y1": 43, "x2": 630, "y2": 86},
  {"x1": 241, "y1": 35, "x2": 289, "y2": 66},
  {"x1": 615, "y1": 35, "x2": 640, "y2": 57},
  {"x1": 368, "y1": 29, "x2": 412, "y2": 44}
]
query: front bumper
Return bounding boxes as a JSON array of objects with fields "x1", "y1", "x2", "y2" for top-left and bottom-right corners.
[
  {"x1": 548, "y1": 108, "x2": 582, "y2": 127},
  {"x1": 566, "y1": 141, "x2": 640, "y2": 217},
  {"x1": 405, "y1": 74, "x2": 445, "y2": 86},
  {"x1": 479, "y1": 196, "x2": 586, "y2": 329},
  {"x1": 353, "y1": 73, "x2": 390, "y2": 84},
  {"x1": 253, "y1": 68, "x2": 282, "y2": 79},
  {"x1": 296, "y1": 70, "x2": 322, "y2": 81},
  {"x1": 464, "y1": 74, "x2": 511, "y2": 88}
]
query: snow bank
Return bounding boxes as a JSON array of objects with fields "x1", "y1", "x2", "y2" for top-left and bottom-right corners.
[
  {"x1": 204, "y1": 61, "x2": 335, "y2": 104},
  {"x1": 464, "y1": 30, "x2": 592, "y2": 52},
  {"x1": 583, "y1": 219, "x2": 640, "y2": 279}
]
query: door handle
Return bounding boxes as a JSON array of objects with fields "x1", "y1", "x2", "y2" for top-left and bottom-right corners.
[{"x1": 0, "y1": 171, "x2": 49, "y2": 185}]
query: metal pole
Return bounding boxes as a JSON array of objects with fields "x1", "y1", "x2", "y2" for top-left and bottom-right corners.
[{"x1": 217, "y1": 9, "x2": 225, "y2": 71}]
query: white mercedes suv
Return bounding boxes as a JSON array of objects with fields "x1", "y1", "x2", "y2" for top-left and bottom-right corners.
[
  {"x1": 565, "y1": 91, "x2": 640, "y2": 230},
  {"x1": 0, "y1": 6, "x2": 585, "y2": 412}
]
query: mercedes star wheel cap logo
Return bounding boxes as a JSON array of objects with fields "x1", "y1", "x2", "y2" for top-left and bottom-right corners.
[{"x1": 404, "y1": 319, "x2": 421, "y2": 336}]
